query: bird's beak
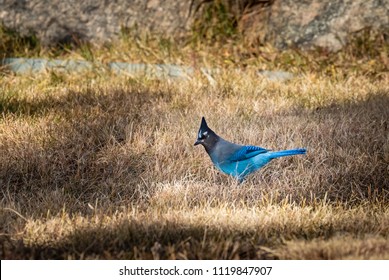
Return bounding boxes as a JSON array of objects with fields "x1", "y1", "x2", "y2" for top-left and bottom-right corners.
[{"x1": 194, "y1": 139, "x2": 201, "y2": 146}]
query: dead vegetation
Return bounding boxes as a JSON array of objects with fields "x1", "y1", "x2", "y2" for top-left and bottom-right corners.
[{"x1": 0, "y1": 28, "x2": 389, "y2": 259}]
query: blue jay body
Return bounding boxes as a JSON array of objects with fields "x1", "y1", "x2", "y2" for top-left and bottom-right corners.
[{"x1": 194, "y1": 117, "x2": 306, "y2": 182}]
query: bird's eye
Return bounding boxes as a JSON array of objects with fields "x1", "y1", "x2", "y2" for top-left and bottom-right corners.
[
  {"x1": 198, "y1": 130, "x2": 208, "y2": 140},
  {"x1": 200, "y1": 131, "x2": 208, "y2": 139}
]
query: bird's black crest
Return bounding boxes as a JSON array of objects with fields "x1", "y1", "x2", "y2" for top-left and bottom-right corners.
[{"x1": 200, "y1": 117, "x2": 208, "y2": 131}]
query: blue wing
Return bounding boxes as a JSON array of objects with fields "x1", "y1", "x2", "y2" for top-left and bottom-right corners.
[{"x1": 228, "y1": 145, "x2": 269, "y2": 162}]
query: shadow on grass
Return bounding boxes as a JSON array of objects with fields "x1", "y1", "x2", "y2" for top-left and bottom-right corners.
[
  {"x1": 2, "y1": 200, "x2": 383, "y2": 260},
  {"x1": 0, "y1": 86, "x2": 61, "y2": 116},
  {"x1": 1, "y1": 85, "x2": 388, "y2": 260},
  {"x1": 303, "y1": 93, "x2": 389, "y2": 201},
  {"x1": 0, "y1": 218, "x2": 308, "y2": 260},
  {"x1": 0, "y1": 86, "x2": 388, "y2": 220},
  {"x1": 0, "y1": 86, "x2": 170, "y2": 216}
]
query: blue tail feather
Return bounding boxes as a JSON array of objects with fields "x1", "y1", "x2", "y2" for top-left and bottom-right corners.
[{"x1": 268, "y1": 148, "x2": 306, "y2": 159}]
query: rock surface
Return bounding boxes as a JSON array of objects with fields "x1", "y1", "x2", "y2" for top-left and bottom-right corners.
[
  {"x1": 267, "y1": 0, "x2": 389, "y2": 51},
  {"x1": 2, "y1": 57, "x2": 295, "y2": 82},
  {"x1": 0, "y1": 0, "x2": 388, "y2": 51},
  {"x1": 0, "y1": 0, "x2": 193, "y2": 45}
]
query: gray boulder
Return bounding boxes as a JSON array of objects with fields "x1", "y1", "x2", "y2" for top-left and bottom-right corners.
[
  {"x1": 267, "y1": 0, "x2": 389, "y2": 51},
  {"x1": 0, "y1": 0, "x2": 192, "y2": 45},
  {"x1": 0, "y1": 0, "x2": 388, "y2": 51}
]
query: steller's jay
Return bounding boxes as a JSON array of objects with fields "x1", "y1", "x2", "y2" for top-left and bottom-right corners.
[{"x1": 194, "y1": 117, "x2": 306, "y2": 182}]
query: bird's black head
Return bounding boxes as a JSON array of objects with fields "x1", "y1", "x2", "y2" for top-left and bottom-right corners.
[{"x1": 194, "y1": 117, "x2": 218, "y2": 150}]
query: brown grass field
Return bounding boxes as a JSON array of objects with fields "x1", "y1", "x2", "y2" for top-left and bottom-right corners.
[{"x1": 1, "y1": 30, "x2": 389, "y2": 259}]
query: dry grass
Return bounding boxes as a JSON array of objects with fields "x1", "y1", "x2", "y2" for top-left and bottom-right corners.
[
  {"x1": 2, "y1": 23, "x2": 389, "y2": 76},
  {"x1": 1, "y1": 28, "x2": 389, "y2": 259},
  {"x1": 0, "y1": 68, "x2": 388, "y2": 259}
]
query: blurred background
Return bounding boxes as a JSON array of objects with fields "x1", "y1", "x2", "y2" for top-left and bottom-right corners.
[{"x1": 1, "y1": 0, "x2": 388, "y2": 68}]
